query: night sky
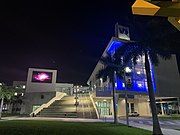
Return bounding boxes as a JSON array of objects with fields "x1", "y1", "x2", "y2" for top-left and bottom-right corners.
[{"x1": 0, "y1": 1, "x2": 136, "y2": 85}]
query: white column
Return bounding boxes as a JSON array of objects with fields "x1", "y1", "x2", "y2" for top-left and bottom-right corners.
[
  {"x1": 161, "y1": 103, "x2": 165, "y2": 115},
  {"x1": 177, "y1": 98, "x2": 180, "y2": 113},
  {"x1": 129, "y1": 103, "x2": 131, "y2": 113}
]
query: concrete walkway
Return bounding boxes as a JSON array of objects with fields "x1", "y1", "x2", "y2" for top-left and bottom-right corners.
[
  {"x1": 0, "y1": 116, "x2": 103, "y2": 123},
  {"x1": 118, "y1": 120, "x2": 180, "y2": 135},
  {"x1": 1, "y1": 116, "x2": 180, "y2": 135},
  {"x1": 101, "y1": 118, "x2": 180, "y2": 135}
]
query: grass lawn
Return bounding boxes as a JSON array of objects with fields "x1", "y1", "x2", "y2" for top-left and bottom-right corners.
[{"x1": 0, "y1": 120, "x2": 152, "y2": 135}]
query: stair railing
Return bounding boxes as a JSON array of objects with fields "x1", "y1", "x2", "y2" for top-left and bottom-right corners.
[
  {"x1": 89, "y1": 92, "x2": 100, "y2": 119},
  {"x1": 30, "y1": 92, "x2": 67, "y2": 116}
]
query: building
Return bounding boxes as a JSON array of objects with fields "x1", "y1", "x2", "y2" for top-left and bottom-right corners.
[
  {"x1": 87, "y1": 37, "x2": 180, "y2": 118},
  {"x1": 4, "y1": 68, "x2": 97, "y2": 118},
  {"x1": 19, "y1": 68, "x2": 74, "y2": 115}
]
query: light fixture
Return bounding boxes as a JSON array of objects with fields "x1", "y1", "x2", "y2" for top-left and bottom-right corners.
[
  {"x1": 115, "y1": 83, "x2": 117, "y2": 87},
  {"x1": 122, "y1": 83, "x2": 125, "y2": 87},
  {"x1": 136, "y1": 58, "x2": 141, "y2": 62},
  {"x1": 137, "y1": 71, "x2": 141, "y2": 75},
  {"x1": 22, "y1": 85, "x2": 26, "y2": 89},
  {"x1": 137, "y1": 83, "x2": 142, "y2": 87},
  {"x1": 125, "y1": 67, "x2": 131, "y2": 73},
  {"x1": 14, "y1": 92, "x2": 18, "y2": 96}
]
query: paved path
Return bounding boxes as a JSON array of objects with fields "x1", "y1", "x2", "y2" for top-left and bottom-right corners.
[
  {"x1": 103, "y1": 117, "x2": 180, "y2": 129},
  {"x1": 118, "y1": 119, "x2": 180, "y2": 135},
  {"x1": 118, "y1": 117, "x2": 180, "y2": 130},
  {"x1": 101, "y1": 117, "x2": 180, "y2": 135}
]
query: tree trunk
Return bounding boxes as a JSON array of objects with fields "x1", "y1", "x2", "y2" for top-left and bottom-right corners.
[
  {"x1": 125, "y1": 91, "x2": 129, "y2": 126},
  {"x1": 0, "y1": 97, "x2": 4, "y2": 119},
  {"x1": 145, "y1": 52, "x2": 163, "y2": 135},
  {"x1": 124, "y1": 71, "x2": 129, "y2": 126},
  {"x1": 112, "y1": 77, "x2": 118, "y2": 124}
]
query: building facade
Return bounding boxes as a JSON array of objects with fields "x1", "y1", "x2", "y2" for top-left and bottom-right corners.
[
  {"x1": 21, "y1": 68, "x2": 73, "y2": 115},
  {"x1": 87, "y1": 37, "x2": 180, "y2": 118}
]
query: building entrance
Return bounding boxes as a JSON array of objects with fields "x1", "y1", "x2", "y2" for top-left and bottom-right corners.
[{"x1": 96, "y1": 100, "x2": 111, "y2": 116}]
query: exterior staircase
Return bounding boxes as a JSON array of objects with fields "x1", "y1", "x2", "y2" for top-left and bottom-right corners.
[
  {"x1": 77, "y1": 94, "x2": 98, "y2": 119},
  {"x1": 37, "y1": 94, "x2": 98, "y2": 119},
  {"x1": 37, "y1": 96, "x2": 77, "y2": 118}
]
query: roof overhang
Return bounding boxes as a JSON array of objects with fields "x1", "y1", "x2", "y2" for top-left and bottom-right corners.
[{"x1": 87, "y1": 37, "x2": 134, "y2": 84}]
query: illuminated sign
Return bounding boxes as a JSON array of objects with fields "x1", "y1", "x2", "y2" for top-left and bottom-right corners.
[
  {"x1": 115, "y1": 24, "x2": 130, "y2": 40},
  {"x1": 32, "y1": 71, "x2": 53, "y2": 83}
]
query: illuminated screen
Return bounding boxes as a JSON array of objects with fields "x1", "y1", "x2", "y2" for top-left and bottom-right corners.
[
  {"x1": 32, "y1": 71, "x2": 53, "y2": 83},
  {"x1": 107, "y1": 38, "x2": 156, "y2": 93}
]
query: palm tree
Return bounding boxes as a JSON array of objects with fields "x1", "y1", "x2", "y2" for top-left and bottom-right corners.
[
  {"x1": 0, "y1": 84, "x2": 15, "y2": 119},
  {"x1": 116, "y1": 18, "x2": 179, "y2": 135},
  {"x1": 96, "y1": 52, "x2": 125, "y2": 124}
]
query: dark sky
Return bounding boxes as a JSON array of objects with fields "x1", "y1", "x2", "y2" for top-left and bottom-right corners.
[{"x1": 0, "y1": 1, "x2": 134, "y2": 85}]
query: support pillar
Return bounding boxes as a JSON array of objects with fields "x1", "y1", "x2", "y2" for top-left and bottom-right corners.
[
  {"x1": 177, "y1": 97, "x2": 180, "y2": 114},
  {"x1": 160, "y1": 103, "x2": 165, "y2": 115}
]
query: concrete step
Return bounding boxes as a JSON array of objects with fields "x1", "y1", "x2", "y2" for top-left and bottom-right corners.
[
  {"x1": 52, "y1": 102, "x2": 75, "y2": 106},
  {"x1": 48, "y1": 104, "x2": 76, "y2": 108},
  {"x1": 38, "y1": 95, "x2": 78, "y2": 118},
  {"x1": 40, "y1": 112, "x2": 77, "y2": 115},
  {"x1": 37, "y1": 114, "x2": 78, "y2": 118},
  {"x1": 38, "y1": 95, "x2": 97, "y2": 119},
  {"x1": 41, "y1": 108, "x2": 76, "y2": 113}
]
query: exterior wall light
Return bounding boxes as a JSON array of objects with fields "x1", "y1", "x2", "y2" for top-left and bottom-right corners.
[
  {"x1": 137, "y1": 83, "x2": 142, "y2": 87},
  {"x1": 136, "y1": 58, "x2": 141, "y2": 62},
  {"x1": 125, "y1": 67, "x2": 132, "y2": 73},
  {"x1": 22, "y1": 85, "x2": 26, "y2": 89},
  {"x1": 137, "y1": 71, "x2": 141, "y2": 74}
]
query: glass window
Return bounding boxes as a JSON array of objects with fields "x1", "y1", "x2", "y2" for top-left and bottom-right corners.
[{"x1": 96, "y1": 101, "x2": 111, "y2": 116}]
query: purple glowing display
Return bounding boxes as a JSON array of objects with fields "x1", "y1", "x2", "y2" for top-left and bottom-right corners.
[
  {"x1": 34, "y1": 73, "x2": 50, "y2": 81},
  {"x1": 32, "y1": 71, "x2": 53, "y2": 83}
]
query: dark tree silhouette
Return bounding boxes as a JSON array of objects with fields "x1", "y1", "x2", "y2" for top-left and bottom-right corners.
[
  {"x1": 96, "y1": 52, "x2": 125, "y2": 124},
  {"x1": 116, "y1": 17, "x2": 179, "y2": 135}
]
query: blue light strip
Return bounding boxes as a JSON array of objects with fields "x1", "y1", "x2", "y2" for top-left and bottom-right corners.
[{"x1": 107, "y1": 40, "x2": 123, "y2": 55}]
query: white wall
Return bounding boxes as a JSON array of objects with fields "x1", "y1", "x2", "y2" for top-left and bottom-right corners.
[
  {"x1": 26, "y1": 68, "x2": 57, "y2": 93},
  {"x1": 118, "y1": 98, "x2": 126, "y2": 116},
  {"x1": 134, "y1": 95, "x2": 151, "y2": 116},
  {"x1": 24, "y1": 92, "x2": 56, "y2": 114}
]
